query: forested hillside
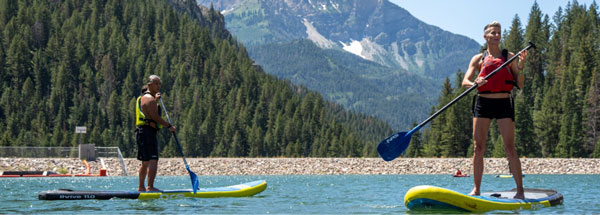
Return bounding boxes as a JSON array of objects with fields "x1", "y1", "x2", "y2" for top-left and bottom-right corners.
[
  {"x1": 406, "y1": 2, "x2": 600, "y2": 158},
  {"x1": 0, "y1": 0, "x2": 392, "y2": 158},
  {"x1": 247, "y1": 40, "x2": 438, "y2": 130}
]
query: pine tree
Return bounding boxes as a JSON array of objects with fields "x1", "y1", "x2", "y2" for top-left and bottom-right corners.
[
  {"x1": 490, "y1": 134, "x2": 505, "y2": 158},
  {"x1": 405, "y1": 122, "x2": 421, "y2": 157},
  {"x1": 583, "y1": 62, "x2": 600, "y2": 156},
  {"x1": 424, "y1": 77, "x2": 453, "y2": 157},
  {"x1": 6, "y1": 35, "x2": 32, "y2": 89},
  {"x1": 0, "y1": 0, "x2": 18, "y2": 28},
  {"x1": 506, "y1": 14, "x2": 537, "y2": 157},
  {"x1": 556, "y1": 71, "x2": 576, "y2": 157},
  {"x1": 594, "y1": 138, "x2": 600, "y2": 158}
]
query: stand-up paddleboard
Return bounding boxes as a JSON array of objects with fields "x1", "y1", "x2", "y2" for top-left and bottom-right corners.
[
  {"x1": 404, "y1": 185, "x2": 563, "y2": 212},
  {"x1": 0, "y1": 170, "x2": 107, "y2": 177},
  {"x1": 39, "y1": 180, "x2": 266, "y2": 200}
]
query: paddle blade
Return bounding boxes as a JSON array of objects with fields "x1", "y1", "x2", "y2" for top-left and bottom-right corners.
[
  {"x1": 377, "y1": 132, "x2": 412, "y2": 161},
  {"x1": 186, "y1": 165, "x2": 200, "y2": 194}
]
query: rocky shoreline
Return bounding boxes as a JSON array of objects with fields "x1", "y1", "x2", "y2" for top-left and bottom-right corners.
[{"x1": 1, "y1": 158, "x2": 599, "y2": 176}]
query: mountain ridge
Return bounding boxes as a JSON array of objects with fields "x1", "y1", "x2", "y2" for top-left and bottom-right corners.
[
  {"x1": 197, "y1": 0, "x2": 481, "y2": 129},
  {"x1": 200, "y1": 0, "x2": 481, "y2": 78}
]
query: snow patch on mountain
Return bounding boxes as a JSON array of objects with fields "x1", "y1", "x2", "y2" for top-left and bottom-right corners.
[
  {"x1": 340, "y1": 40, "x2": 365, "y2": 59},
  {"x1": 319, "y1": 3, "x2": 327, "y2": 11},
  {"x1": 220, "y1": 7, "x2": 235, "y2": 15},
  {"x1": 330, "y1": 0, "x2": 340, "y2": 12},
  {"x1": 339, "y1": 38, "x2": 391, "y2": 63}
]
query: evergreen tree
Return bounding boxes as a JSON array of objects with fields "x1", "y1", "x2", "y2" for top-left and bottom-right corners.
[
  {"x1": 506, "y1": 13, "x2": 537, "y2": 157},
  {"x1": 405, "y1": 122, "x2": 422, "y2": 157},
  {"x1": 422, "y1": 77, "x2": 453, "y2": 157},
  {"x1": 0, "y1": 0, "x2": 17, "y2": 28},
  {"x1": 583, "y1": 60, "x2": 600, "y2": 156},
  {"x1": 594, "y1": 138, "x2": 600, "y2": 158}
]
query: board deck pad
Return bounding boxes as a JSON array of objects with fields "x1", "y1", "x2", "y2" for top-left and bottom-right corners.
[
  {"x1": 39, "y1": 180, "x2": 266, "y2": 200},
  {"x1": 482, "y1": 188, "x2": 554, "y2": 199}
]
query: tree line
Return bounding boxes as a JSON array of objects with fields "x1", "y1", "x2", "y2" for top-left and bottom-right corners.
[
  {"x1": 0, "y1": 0, "x2": 392, "y2": 158},
  {"x1": 406, "y1": 1, "x2": 600, "y2": 158}
]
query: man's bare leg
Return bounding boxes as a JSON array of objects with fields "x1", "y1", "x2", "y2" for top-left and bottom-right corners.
[
  {"x1": 146, "y1": 159, "x2": 160, "y2": 191},
  {"x1": 138, "y1": 161, "x2": 149, "y2": 191}
]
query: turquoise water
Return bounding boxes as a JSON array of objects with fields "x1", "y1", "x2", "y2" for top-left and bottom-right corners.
[{"x1": 1, "y1": 174, "x2": 598, "y2": 214}]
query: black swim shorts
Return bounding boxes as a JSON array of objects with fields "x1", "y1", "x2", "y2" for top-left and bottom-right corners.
[
  {"x1": 135, "y1": 125, "x2": 159, "y2": 161},
  {"x1": 472, "y1": 96, "x2": 514, "y2": 121}
]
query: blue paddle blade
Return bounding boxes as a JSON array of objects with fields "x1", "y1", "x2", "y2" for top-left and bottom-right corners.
[
  {"x1": 377, "y1": 132, "x2": 412, "y2": 161},
  {"x1": 186, "y1": 165, "x2": 200, "y2": 194}
]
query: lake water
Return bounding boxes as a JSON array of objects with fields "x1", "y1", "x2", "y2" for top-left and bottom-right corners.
[{"x1": 1, "y1": 174, "x2": 598, "y2": 214}]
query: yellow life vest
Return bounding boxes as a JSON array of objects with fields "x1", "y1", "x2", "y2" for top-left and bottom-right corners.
[{"x1": 135, "y1": 94, "x2": 162, "y2": 128}]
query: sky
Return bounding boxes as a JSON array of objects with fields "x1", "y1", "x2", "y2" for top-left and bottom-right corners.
[{"x1": 390, "y1": 0, "x2": 597, "y2": 45}]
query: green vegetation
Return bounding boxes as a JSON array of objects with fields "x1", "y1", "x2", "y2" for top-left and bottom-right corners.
[
  {"x1": 0, "y1": 0, "x2": 392, "y2": 158},
  {"x1": 408, "y1": 2, "x2": 600, "y2": 158},
  {"x1": 247, "y1": 40, "x2": 438, "y2": 130},
  {"x1": 57, "y1": 167, "x2": 68, "y2": 174}
]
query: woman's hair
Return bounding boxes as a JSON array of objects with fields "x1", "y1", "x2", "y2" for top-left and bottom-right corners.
[{"x1": 484, "y1": 21, "x2": 501, "y2": 34}]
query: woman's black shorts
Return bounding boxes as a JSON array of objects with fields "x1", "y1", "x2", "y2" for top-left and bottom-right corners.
[
  {"x1": 135, "y1": 125, "x2": 159, "y2": 161},
  {"x1": 472, "y1": 96, "x2": 514, "y2": 121}
]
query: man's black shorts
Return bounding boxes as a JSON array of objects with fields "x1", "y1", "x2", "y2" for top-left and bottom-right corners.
[
  {"x1": 136, "y1": 125, "x2": 159, "y2": 161},
  {"x1": 472, "y1": 96, "x2": 514, "y2": 121}
]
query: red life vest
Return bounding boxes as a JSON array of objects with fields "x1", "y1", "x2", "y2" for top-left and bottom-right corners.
[{"x1": 477, "y1": 49, "x2": 515, "y2": 93}]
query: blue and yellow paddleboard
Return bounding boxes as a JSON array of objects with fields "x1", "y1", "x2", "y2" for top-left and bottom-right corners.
[
  {"x1": 404, "y1": 185, "x2": 563, "y2": 212},
  {"x1": 39, "y1": 180, "x2": 267, "y2": 200}
]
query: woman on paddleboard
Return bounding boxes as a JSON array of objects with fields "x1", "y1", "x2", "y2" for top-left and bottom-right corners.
[{"x1": 461, "y1": 21, "x2": 528, "y2": 199}]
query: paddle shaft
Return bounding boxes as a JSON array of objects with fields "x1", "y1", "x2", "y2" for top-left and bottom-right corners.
[
  {"x1": 412, "y1": 42, "x2": 536, "y2": 133},
  {"x1": 159, "y1": 98, "x2": 189, "y2": 167}
]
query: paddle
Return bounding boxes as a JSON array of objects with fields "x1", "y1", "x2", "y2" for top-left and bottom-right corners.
[
  {"x1": 159, "y1": 98, "x2": 200, "y2": 194},
  {"x1": 377, "y1": 41, "x2": 536, "y2": 161}
]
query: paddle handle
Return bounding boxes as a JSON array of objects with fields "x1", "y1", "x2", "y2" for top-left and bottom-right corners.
[
  {"x1": 414, "y1": 41, "x2": 536, "y2": 130},
  {"x1": 159, "y1": 98, "x2": 189, "y2": 166}
]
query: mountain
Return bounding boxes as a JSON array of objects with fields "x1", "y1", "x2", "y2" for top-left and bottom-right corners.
[
  {"x1": 198, "y1": 0, "x2": 480, "y2": 78},
  {"x1": 197, "y1": 0, "x2": 481, "y2": 130}
]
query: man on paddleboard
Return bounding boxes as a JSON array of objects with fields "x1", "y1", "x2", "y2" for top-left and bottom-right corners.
[
  {"x1": 135, "y1": 75, "x2": 176, "y2": 191},
  {"x1": 461, "y1": 21, "x2": 528, "y2": 199}
]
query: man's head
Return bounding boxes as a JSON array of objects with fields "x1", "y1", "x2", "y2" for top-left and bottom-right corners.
[{"x1": 146, "y1": 75, "x2": 162, "y2": 93}]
